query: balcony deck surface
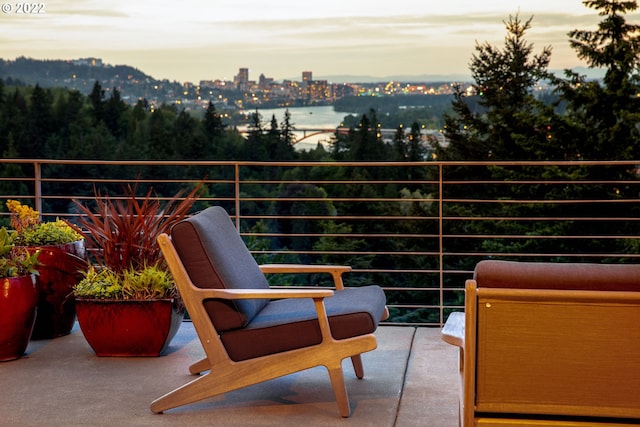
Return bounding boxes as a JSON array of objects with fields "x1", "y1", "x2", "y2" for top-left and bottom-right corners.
[{"x1": 2, "y1": 323, "x2": 459, "y2": 427}]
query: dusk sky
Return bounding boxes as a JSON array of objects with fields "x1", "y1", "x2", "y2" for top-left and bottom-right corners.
[{"x1": 0, "y1": 1, "x2": 629, "y2": 83}]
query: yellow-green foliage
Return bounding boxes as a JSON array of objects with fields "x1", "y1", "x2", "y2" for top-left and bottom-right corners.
[
  {"x1": 74, "y1": 264, "x2": 174, "y2": 300},
  {"x1": 74, "y1": 266, "x2": 122, "y2": 299},
  {"x1": 122, "y1": 265, "x2": 174, "y2": 299},
  {"x1": 13, "y1": 219, "x2": 83, "y2": 246},
  {"x1": 6, "y1": 200, "x2": 83, "y2": 246}
]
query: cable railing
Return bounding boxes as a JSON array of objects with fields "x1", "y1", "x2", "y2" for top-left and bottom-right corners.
[{"x1": 1, "y1": 159, "x2": 638, "y2": 326}]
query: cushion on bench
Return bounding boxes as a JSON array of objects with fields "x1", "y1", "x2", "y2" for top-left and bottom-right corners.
[{"x1": 475, "y1": 259, "x2": 640, "y2": 292}]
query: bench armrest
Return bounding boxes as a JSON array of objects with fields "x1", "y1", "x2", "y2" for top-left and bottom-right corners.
[{"x1": 442, "y1": 311, "x2": 465, "y2": 348}]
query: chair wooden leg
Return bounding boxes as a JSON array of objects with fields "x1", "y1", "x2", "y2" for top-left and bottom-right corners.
[
  {"x1": 350, "y1": 354, "x2": 364, "y2": 379},
  {"x1": 189, "y1": 357, "x2": 211, "y2": 375},
  {"x1": 327, "y1": 365, "x2": 351, "y2": 418},
  {"x1": 151, "y1": 373, "x2": 220, "y2": 413}
]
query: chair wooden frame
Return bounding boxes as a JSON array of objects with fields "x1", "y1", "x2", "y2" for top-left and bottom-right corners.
[
  {"x1": 443, "y1": 279, "x2": 640, "y2": 427},
  {"x1": 151, "y1": 233, "x2": 388, "y2": 417}
]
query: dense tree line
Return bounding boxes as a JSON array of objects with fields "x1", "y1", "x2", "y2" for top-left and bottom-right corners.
[{"x1": 1, "y1": 0, "x2": 639, "y2": 323}]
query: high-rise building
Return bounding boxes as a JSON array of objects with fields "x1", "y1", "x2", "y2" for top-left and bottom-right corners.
[
  {"x1": 235, "y1": 68, "x2": 249, "y2": 91},
  {"x1": 302, "y1": 71, "x2": 312, "y2": 85}
]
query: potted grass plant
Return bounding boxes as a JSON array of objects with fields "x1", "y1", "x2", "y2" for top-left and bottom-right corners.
[
  {"x1": 0, "y1": 227, "x2": 40, "y2": 361},
  {"x1": 6, "y1": 200, "x2": 85, "y2": 339},
  {"x1": 71, "y1": 184, "x2": 201, "y2": 356}
]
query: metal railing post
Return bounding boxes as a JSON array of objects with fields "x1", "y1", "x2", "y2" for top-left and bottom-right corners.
[
  {"x1": 234, "y1": 163, "x2": 240, "y2": 230},
  {"x1": 34, "y1": 161, "x2": 43, "y2": 219},
  {"x1": 439, "y1": 163, "x2": 445, "y2": 326}
]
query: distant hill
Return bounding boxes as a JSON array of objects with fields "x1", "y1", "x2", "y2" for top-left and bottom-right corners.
[
  {"x1": 0, "y1": 56, "x2": 153, "y2": 83},
  {"x1": 0, "y1": 56, "x2": 185, "y2": 104}
]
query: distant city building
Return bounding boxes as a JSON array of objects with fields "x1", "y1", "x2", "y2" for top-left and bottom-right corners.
[
  {"x1": 307, "y1": 79, "x2": 329, "y2": 102},
  {"x1": 258, "y1": 73, "x2": 274, "y2": 90},
  {"x1": 235, "y1": 67, "x2": 249, "y2": 91},
  {"x1": 72, "y1": 57, "x2": 103, "y2": 67},
  {"x1": 302, "y1": 71, "x2": 312, "y2": 85}
]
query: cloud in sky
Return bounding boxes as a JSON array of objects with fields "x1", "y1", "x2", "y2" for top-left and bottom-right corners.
[{"x1": 0, "y1": 0, "x2": 628, "y2": 82}]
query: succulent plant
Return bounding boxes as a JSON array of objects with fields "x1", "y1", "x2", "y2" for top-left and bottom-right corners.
[
  {"x1": 74, "y1": 264, "x2": 174, "y2": 300},
  {"x1": 0, "y1": 227, "x2": 40, "y2": 278},
  {"x1": 5, "y1": 200, "x2": 83, "y2": 246}
]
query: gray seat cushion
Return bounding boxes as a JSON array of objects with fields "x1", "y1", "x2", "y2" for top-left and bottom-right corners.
[{"x1": 221, "y1": 285, "x2": 387, "y2": 361}]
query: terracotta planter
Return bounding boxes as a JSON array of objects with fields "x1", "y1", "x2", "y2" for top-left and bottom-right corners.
[
  {"x1": 27, "y1": 240, "x2": 86, "y2": 339},
  {"x1": 0, "y1": 275, "x2": 38, "y2": 362},
  {"x1": 75, "y1": 298, "x2": 183, "y2": 356}
]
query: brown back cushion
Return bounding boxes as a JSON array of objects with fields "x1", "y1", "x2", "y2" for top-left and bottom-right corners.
[
  {"x1": 475, "y1": 260, "x2": 640, "y2": 292},
  {"x1": 171, "y1": 206, "x2": 269, "y2": 332}
]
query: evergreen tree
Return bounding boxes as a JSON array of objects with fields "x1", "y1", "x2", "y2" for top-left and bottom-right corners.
[
  {"x1": 330, "y1": 127, "x2": 352, "y2": 161},
  {"x1": 88, "y1": 81, "x2": 105, "y2": 124},
  {"x1": 45, "y1": 90, "x2": 86, "y2": 159},
  {"x1": 103, "y1": 87, "x2": 128, "y2": 139},
  {"x1": 432, "y1": 14, "x2": 569, "y2": 271},
  {"x1": 392, "y1": 124, "x2": 407, "y2": 161},
  {"x1": 353, "y1": 112, "x2": 372, "y2": 160},
  {"x1": 173, "y1": 109, "x2": 203, "y2": 160},
  {"x1": 0, "y1": 89, "x2": 27, "y2": 157},
  {"x1": 555, "y1": 0, "x2": 640, "y2": 161},
  {"x1": 26, "y1": 84, "x2": 54, "y2": 158},
  {"x1": 347, "y1": 109, "x2": 389, "y2": 161},
  {"x1": 244, "y1": 110, "x2": 267, "y2": 160},
  {"x1": 203, "y1": 101, "x2": 224, "y2": 138},
  {"x1": 146, "y1": 104, "x2": 177, "y2": 160},
  {"x1": 407, "y1": 122, "x2": 426, "y2": 162},
  {"x1": 266, "y1": 114, "x2": 280, "y2": 159},
  {"x1": 280, "y1": 109, "x2": 296, "y2": 150},
  {"x1": 437, "y1": 15, "x2": 555, "y2": 162},
  {"x1": 268, "y1": 111, "x2": 296, "y2": 161}
]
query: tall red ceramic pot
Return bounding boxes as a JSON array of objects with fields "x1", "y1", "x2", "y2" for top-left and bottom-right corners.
[
  {"x1": 26, "y1": 240, "x2": 85, "y2": 339},
  {"x1": 0, "y1": 274, "x2": 38, "y2": 361}
]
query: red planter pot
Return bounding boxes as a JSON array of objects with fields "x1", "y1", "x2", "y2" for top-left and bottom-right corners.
[
  {"x1": 0, "y1": 275, "x2": 38, "y2": 362},
  {"x1": 75, "y1": 298, "x2": 184, "y2": 356},
  {"x1": 27, "y1": 240, "x2": 86, "y2": 339}
]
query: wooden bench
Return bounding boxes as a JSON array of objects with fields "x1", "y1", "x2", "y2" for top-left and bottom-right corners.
[{"x1": 442, "y1": 260, "x2": 640, "y2": 427}]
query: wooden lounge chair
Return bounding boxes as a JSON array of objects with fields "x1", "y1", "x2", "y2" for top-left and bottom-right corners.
[
  {"x1": 151, "y1": 206, "x2": 388, "y2": 417},
  {"x1": 442, "y1": 260, "x2": 640, "y2": 427}
]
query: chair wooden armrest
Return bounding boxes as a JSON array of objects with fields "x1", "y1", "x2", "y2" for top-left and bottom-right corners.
[
  {"x1": 191, "y1": 287, "x2": 335, "y2": 301},
  {"x1": 259, "y1": 264, "x2": 351, "y2": 290},
  {"x1": 441, "y1": 311, "x2": 465, "y2": 348}
]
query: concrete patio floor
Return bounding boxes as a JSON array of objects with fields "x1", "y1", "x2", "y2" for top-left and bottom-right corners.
[{"x1": 1, "y1": 323, "x2": 459, "y2": 427}]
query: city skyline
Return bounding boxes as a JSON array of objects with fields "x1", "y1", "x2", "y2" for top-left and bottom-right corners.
[{"x1": 0, "y1": 1, "x2": 631, "y2": 84}]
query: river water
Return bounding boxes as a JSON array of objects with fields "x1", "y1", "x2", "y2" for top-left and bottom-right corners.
[{"x1": 241, "y1": 105, "x2": 355, "y2": 151}]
